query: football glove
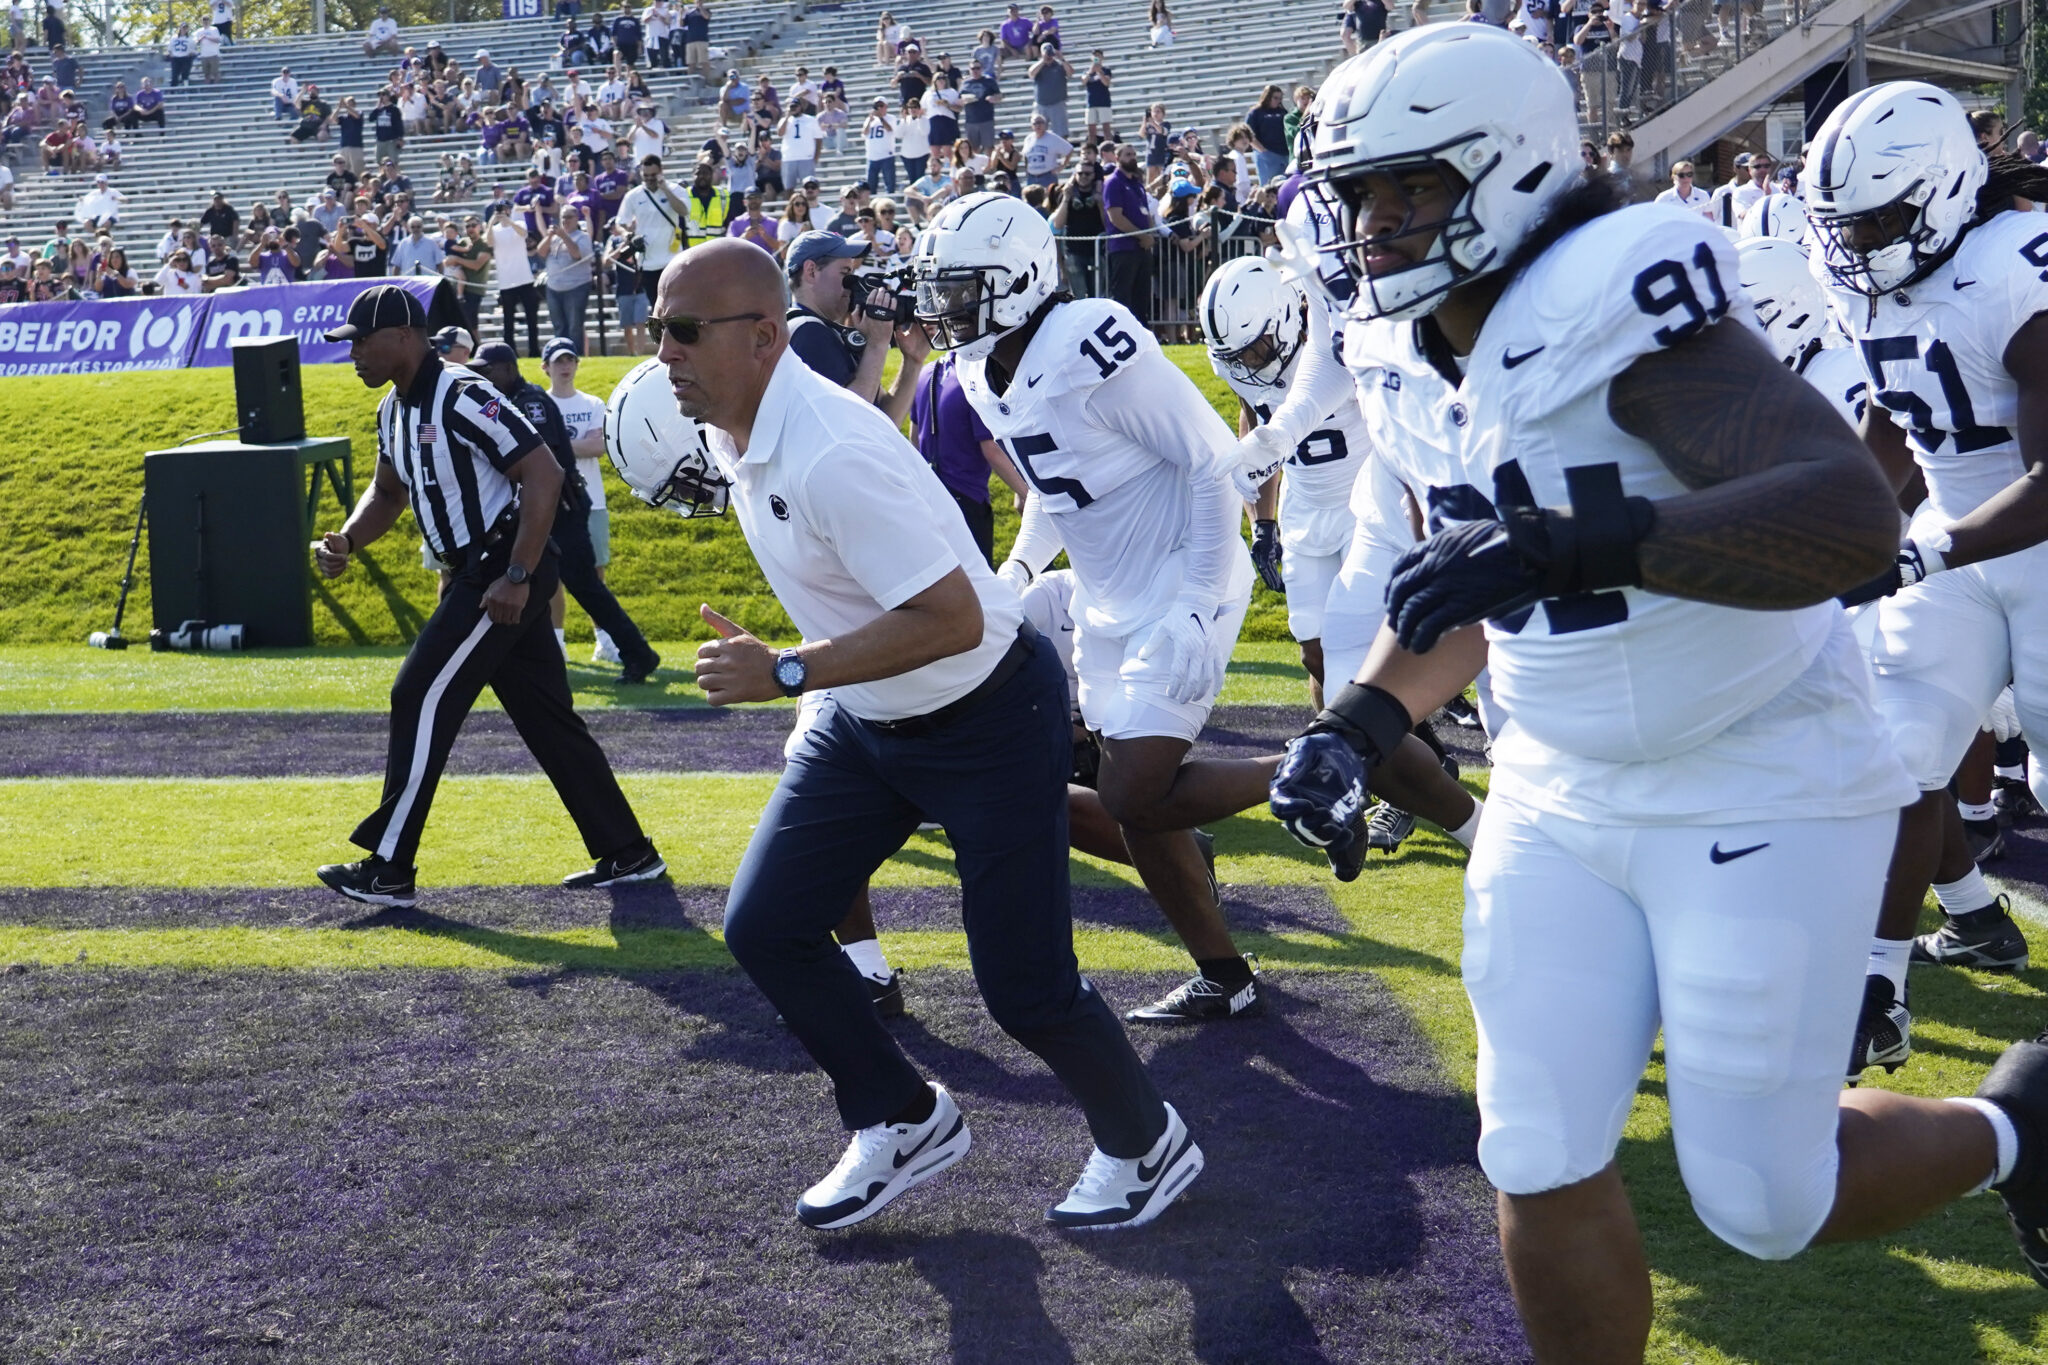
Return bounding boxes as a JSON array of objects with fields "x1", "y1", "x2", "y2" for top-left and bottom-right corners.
[
  {"x1": 1232, "y1": 423, "x2": 1292, "y2": 502},
  {"x1": 1837, "y1": 536, "x2": 1946, "y2": 607},
  {"x1": 1131, "y1": 604, "x2": 1222, "y2": 706},
  {"x1": 1269, "y1": 732, "x2": 1370, "y2": 881},
  {"x1": 1387, "y1": 468, "x2": 1655, "y2": 653},
  {"x1": 1251, "y1": 518, "x2": 1286, "y2": 594}
]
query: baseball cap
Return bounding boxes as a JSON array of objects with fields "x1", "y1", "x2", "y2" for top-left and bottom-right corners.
[
  {"x1": 323, "y1": 283, "x2": 427, "y2": 340},
  {"x1": 784, "y1": 230, "x2": 869, "y2": 277},
  {"x1": 542, "y1": 336, "x2": 581, "y2": 361},
  {"x1": 801, "y1": 175, "x2": 821, "y2": 188},
  {"x1": 430, "y1": 325, "x2": 473, "y2": 353},
  {"x1": 1733, "y1": 152, "x2": 1752, "y2": 167},
  {"x1": 473, "y1": 341, "x2": 519, "y2": 365}
]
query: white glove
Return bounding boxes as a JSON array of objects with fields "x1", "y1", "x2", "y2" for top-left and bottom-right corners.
[
  {"x1": 1266, "y1": 216, "x2": 1336, "y2": 307},
  {"x1": 1901, "y1": 504, "x2": 1953, "y2": 585},
  {"x1": 1232, "y1": 423, "x2": 1292, "y2": 502},
  {"x1": 996, "y1": 559, "x2": 1033, "y2": 595},
  {"x1": 1131, "y1": 603, "x2": 1223, "y2": 706}
]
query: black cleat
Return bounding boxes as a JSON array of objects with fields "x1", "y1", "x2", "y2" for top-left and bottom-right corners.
[
  {"x1": 1847, "y1": 973, "x2": 1910, "y2": 1082},
  {"x1": 1965, "y1": 815, "x2": 2007, "y2": 864},
  {"x1": 1994, "y1": 775, "x2": 2041, "y2": 823},
  {"x1": 563, "y1": 838, "x2": 667, "y2": 888},
  {"x1": 1126, "y1": 957, "x2": 1263, "y2": 1024},
  {"x1": 1438, "y1": 695, "x2": 1482, "y2": 729},
  {"x1": 869, "y1": 970, "x2": 906, "y2": 1019},
  {"x1": 1912, "y1": 896, "x2": 2030, "y2": 972},
  {"x1": 1365, "y1": 801, "x2": 1415, "y2": 854},
  {"x1": 316, "y1": 855, "x2": 417, "y2": 909},
  {"x1": 1975, "y1": 1031, "x2": 2048, "y2": 1288},
  {"x1": 1325, "y1": 818, "x2": 1367, "y2": 882},
  {"x1": 621, "y1": 650, "x2": 662, "y2": 685}
]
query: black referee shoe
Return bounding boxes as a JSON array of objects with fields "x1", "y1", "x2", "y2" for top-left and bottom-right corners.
[
  {"x1": 316, "y1": 855, "x2": 418, "y2": 909},
  {"x1": 562, "y1": 838, "x2": 667, "y2": 888},
  {"x1": 620, "y1": 650, "x2": 662, "y2": 685}
]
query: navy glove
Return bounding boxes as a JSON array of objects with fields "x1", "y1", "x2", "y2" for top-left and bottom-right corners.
[
  {"x1": 1251, "y1": 518, "x2": 1285, "y2": 595},
  {"x1": 1269, "y1": 732, "x2": 1370, "y2": 881},
  {"x1": 1838, "y1": 538, "x2": 1938, "y2": 608}
]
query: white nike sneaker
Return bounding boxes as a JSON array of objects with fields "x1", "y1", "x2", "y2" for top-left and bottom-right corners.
[
  {"x1": 592, "y1": 630, "x2": 621, "y2": 664},
  {"x1": 1047, "y1": 1102, "x2": 1203, "y2": 1231},
  {"x1": 796, "y1": 1083, "x2": 970, "y2": 1230}
]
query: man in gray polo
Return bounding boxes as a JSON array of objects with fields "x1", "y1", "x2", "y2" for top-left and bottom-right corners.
[{"x1": 652, "y1": 238, "x2": 1202, "y2": 1232}]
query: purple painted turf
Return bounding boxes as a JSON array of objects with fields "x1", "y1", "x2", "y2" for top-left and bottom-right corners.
[
  {"x1": 0, "y1": 881, "x2": 1349, "y2": 937},
  {"x1": 0, "y1": 966, "x2": 1526, "y2": 1363}
]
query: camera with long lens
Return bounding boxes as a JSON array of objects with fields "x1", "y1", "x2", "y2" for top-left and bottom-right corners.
[
  {"x1": 846, "y1": 264, "x2": 919, "y2": 327},
  {"x1": 149, "y1": 619, "x2": 246, "y2": 652}
]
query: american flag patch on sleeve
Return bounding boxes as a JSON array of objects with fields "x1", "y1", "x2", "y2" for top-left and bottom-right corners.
[{"x1": 417, "y1": 423, "x2": 438, "y2": 443}]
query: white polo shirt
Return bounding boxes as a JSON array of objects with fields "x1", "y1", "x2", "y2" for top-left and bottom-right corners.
[{"x1": 704, "y1": 347, "x2": 1025, "y2": 721}]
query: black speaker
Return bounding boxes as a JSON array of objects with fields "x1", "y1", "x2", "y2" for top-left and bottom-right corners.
[
  {"x1": 231, "y1": 334, "x2": 305, "y2": 444},
  {"x1": 144, "y1": 444, "x2": 317, "y2": 646}
]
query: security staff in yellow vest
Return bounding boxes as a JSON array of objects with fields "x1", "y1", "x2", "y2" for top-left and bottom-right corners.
[{"x1": 683, "y1": 158, "x2": 732, "y2": 240}]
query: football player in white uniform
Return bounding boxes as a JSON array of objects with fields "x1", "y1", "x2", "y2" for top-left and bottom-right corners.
[
  {"x1": 1202, "y1": 253, "x2": 1482, "y2": 860},
  {"x1": 1810, "y1": 85, "x2": 2048, "y2": 1070},
  {"x1": 1266, "y1": 30, "x2": 2048, "y2": 1356},
  {"x1": 912, "y1": 191, "x2": 1277, "y2": 1024}
]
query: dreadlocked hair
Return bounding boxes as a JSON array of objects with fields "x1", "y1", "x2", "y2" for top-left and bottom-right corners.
[
  {"x1": 1495, "y1": 170, "x2": 1633, "y2": 287},
  {"x1": 1978, "y1": 152, "x2": 2048, "y2": 219}
]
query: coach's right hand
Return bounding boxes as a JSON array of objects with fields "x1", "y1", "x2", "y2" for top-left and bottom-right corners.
[{"x1": 312, "y1": 531, "x2": 352, "y2": 579}]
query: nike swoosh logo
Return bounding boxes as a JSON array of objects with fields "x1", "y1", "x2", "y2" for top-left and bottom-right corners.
[
  {"x1": 369, "y1": 879, "x2": 408, "y2": 893},
  {"x1": 1502, "y1": 346, "x2": 1545, "y2": 369},
  {"x1": 1137, "y1": 1130, "x2": 1183, "y2": 1183},
  {"x1": 1709, "y1": 841, "x2": 1769, "y2": 864},
  {"x1": 892, "y1": 1120, "x2": 939, "y2": 1168},
  {"x1": 1026, "y1": 374, "x2": 1042, "y2": 387},
  {"x1": 1954, "y1": 279, "x2": 1976, "y2": 291}
]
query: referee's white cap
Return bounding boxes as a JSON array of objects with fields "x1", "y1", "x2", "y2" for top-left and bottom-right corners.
[{"x1": 324, "y1": 284, "x2": 427, "y2": 341}]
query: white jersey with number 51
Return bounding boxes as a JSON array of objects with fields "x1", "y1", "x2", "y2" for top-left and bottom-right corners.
[{"x1": 958, "y1": 296, "x2": 1253, "y2": 632}]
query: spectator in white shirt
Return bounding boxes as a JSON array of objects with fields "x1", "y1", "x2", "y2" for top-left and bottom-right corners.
[
  {"x1": 209, "y1": 0, "x2": 236, "y2": 45},
  {"x1": 271, "y1": 68, "x2": 299, "y2": 120},
  {"x1": 627, "y1": 106, "x2": 667, "y2": 164},
  {"x1": 196, "y1": 23, "x2": 224, "y2": 82},
  {"x1": 897, "y1": 98, "x2": 932, "y2": 183},
  {"x1": 1653, "y1": 159, "x2": 1713, "y2": 221},
  {"x1": 861, "y1": 99, "x2": 897, "y2": 192},
  {"x1": 388, "y1": 215, "x2": 446, "y2": 276},
  {"x1": 1022, "y1": 112, "x2": 1071, "y2": 188},
  {"x1": 74, "y1": 174, "x2": 125, "y2": 229},
  {"x1": 364, "y1": 6, "x2": 401, "y2": 58},
  {"x1": 779, "y1": 98, "x2": 823, "y2": 189},
  {"x1": 156, "y1": 248, "x2": 203, "y2": 295}
]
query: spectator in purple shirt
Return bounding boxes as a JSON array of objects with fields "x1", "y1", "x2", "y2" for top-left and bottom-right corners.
[
  {"x1": 1100, "y1": 141, "x2": 1153, "y2": 324},
  {"x1": 910, "y1": 352, "x2": 1024, "y2": 566},
  {"x1": 997, "y1": 3, "x2": 1033, "y2": 68},
  {"x1": 515, "y1": 167, "x2": 557, "y2": 237},
  {"x1": 132, "y1": 79, "x2": 166, "y2": 133}
]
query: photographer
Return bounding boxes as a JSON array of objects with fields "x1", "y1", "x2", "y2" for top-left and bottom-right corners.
[
  {"x1": 1050, "y1": 154, "x2": 1104, "y2": 295},
  {"x1": 784, "y1": 229, "x2": 928, "y2": 425}
]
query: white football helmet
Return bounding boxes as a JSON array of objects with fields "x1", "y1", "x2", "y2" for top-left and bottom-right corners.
[
  {"x1": 1735, "y1": 237, "x2": 1828, "y2": 369},
  {"x1": 1739, "y1": 192, "x2": 1809, "y2": 243},
  {"x1": 1307, "y1": 24, "x2": 1580, "y2": 321},
  {"x1": 908, "y1": 191, "x2": 1060, "y2": 359},
  {"x1": 1806, "y1": 81, "x2": 1987, "y2": 296},
  {"x1": 603, "y1": 357, "x2": 730, "y2": 518},
  {"x1": 1198, "y1": 256, "x2": 1307, "y2": 391}
]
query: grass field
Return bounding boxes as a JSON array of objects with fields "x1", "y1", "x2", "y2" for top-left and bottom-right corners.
[
  {"x1": 0, "y1": 346, "x2": 1292, "y2": 649},
  {"x1": 3, "y1": 640, "x2": 2048, "y2": 1362}
]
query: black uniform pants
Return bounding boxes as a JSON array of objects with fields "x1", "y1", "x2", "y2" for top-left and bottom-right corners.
[
  {"x1": 351, "y1": 544, "x2": 645, "y2": 870},
  {"x1": 553, "y1": 504, "x2": 657, "y2": 674}
]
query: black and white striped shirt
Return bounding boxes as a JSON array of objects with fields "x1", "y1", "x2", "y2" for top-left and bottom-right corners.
[{"x1": 376, "y1": 354, "x2": 544, "y2": 558}]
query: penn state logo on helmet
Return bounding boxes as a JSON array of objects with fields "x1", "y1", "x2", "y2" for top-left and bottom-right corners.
[
  {"x1": 1806, "y1": 81, "x2": 1987, "y2": 297},
  {"x1": 1198, "y1": 256, "x2": 1307, "y2": 390},
  {"x1": 603, "y1": 357, "x2": 731, "y2": 518},
  {"x1": 1735, "y1": 237, "x2": 1828, "y2": 369},
  {"x1": 909, "y1": 191, "x2": 1060, "y2": 360},
  {"x1": 1307, "y1": 25, "x2": 1580, "y2": 322}
]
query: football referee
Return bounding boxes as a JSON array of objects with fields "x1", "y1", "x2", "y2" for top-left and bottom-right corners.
[
  {"x1": 310, "y1": 285, "x2": 664, "y2": 908},
  {"x1": 657, "y1": 240, "x2": 1202, "y2": 1233}
]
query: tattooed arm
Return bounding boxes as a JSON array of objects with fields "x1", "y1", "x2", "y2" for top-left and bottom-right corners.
[{"x1": 1608, "y1": 317, "x2": 1898, "y2": 608}]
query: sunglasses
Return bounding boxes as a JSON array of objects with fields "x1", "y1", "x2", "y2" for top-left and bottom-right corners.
[{"x1": 647, "y1": 310, "x2": 766, "y2": 345}]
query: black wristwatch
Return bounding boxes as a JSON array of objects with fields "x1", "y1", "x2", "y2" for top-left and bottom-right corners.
[
  {"x1": 504, "y1": 561, "x2": 531, "y2": 586},
  {"x1": 774, "y1": 648, "x2": 807, "y2": 697}
]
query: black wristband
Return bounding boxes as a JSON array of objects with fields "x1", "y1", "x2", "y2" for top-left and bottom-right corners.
[
  {"x1": 1560, "y1": 464, "x2": 1656, "y2": 593},
  {"x1": 1307, "y1": 682, "x2": 1413, "y2": 767}
]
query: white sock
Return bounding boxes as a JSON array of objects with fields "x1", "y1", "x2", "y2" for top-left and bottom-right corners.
[
  {"x1": 841, "y1": 938, "x2": 892, "y2": 982},
  {"x1": 554, "y1": 627, "x2": 567, "y2": 655},
  {"x1": 1948, "y1": 1096, "x2": 2020, "y2": 1193},
  {"x1": 1934, "y1": 868, "x2": 1993, "y2": 916},
  {"x1": 1446, "y1": 797, "x2": 1483, "y2": 850},
  {"x1": 595, "y1": 629, "x2": 616, "y2": 655},
  {"x1": 1867, "y1": 937, "x2": 1912, "y2": 996},
  {"x1": 1996, "y1": 764, "x2": 2025, "y2": 781},
  {"x1": 1958, "y1": 799, "x2": 1996, "y2": 824}
]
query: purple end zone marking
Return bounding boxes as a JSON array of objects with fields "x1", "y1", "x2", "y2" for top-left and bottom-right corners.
[
  {"x1": 0, "y1": 706, "x2": 1450, "y2": 780},
  {"x1": 1992, "y1": 819, "x2": 2048, "y2": 901},
  {"x1": 0, "y1": 881, "x2": 1350, "y2": 937},
  {"x1": 0, "y1": 967, "x2": 1526, "y2": 1362}
]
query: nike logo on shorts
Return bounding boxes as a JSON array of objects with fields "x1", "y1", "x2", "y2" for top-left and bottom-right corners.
[{"x1": 1709, "y1": 841, "x2": 1769, "y2": 864}]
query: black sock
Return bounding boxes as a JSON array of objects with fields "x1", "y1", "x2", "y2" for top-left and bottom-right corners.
[
  {"x1": 1996, "y1": 735, "x2": 2029, "y2": 769},
  {"x1": 888, "y1": 1085, "x2": 936, "y2": 1128},
  {"x1": 1198, "y1": 955, "x2": 1254, "y2": 988}
]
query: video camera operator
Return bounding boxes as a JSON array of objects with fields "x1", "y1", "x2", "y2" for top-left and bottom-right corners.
[{"x1": 783, "y1": 229, "x2": 928, "y2": 425}]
